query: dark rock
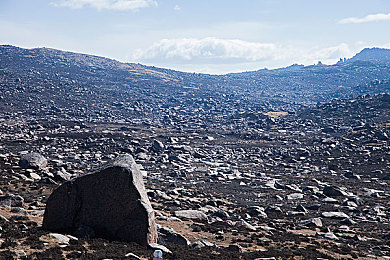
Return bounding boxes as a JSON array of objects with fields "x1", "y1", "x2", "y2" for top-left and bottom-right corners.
[
  {"x1": 248, "y1": 206, "x2": 267, "y2": 218},
  {"x1": 344, "y1": 172, "x2": 361, "y2": 180},
  {"x1": 323, "y1": 186, "x2": 348, "y2": 197},
  {"x1": 265, "y1": 206, "x2": 283, "y2": 218},
  {"x1": 38, "y1": 177, "x2": 57, "y2": 185},
  {"x1": 274, "y1": 181, "x2": 286, "y2": 189},
  {"x1": 226, "y1": 244, "x2": 242, "y2": 253},
  {"x1": 213, "y1": 209, "x2": 230, "y2": 219},
  {"x1": 10, "y1": 207, "x2": 28, "y2": 215},
  {"x1": 295, "y1": 205, "x2": 308, "y2": 213},
  {"x1": 151, "y1": 140, "x2": 165, "y2": 153},
  {"x1": 0, "y1": 194, "x2": 24, "y2": 208},
  {"x1": 42, "y1": 155, "x2": 157, "y2": 246},
  {"x1": 157, "y1": 225, "x2": 189, "y2": 246},
  {"x1": 74, "y1": 225, "x2": 96, "y2": 238},
  {"x1": 206, "y1": 200, "x2": 218, "y2": 207},
  {"x1": 19, "y1": 152, "x2": 47, "y2": 170},
  {"x1": 307, "y1": 204, "x2": 321, "y2": 211}
]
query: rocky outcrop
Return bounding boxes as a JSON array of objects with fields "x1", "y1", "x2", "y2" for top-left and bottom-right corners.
[{"x1": 42, "y1": 155, "x2": 157, "y2": 246}]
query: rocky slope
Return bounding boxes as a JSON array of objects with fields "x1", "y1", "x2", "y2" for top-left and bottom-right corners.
[
  {"x1": 1, "y1": 45, "x2": 390, "y2": 120},
  {"x1": 0, "y1": 46, "x2": 389, "y2": 259}
]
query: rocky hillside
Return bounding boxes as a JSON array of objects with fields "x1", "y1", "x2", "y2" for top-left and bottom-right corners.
[
  {"x1": 1, "y1": 45, "x2": 390, "y2": 121},
  {"x1": 0, "y1": 45, "x2": 389, "y2": 259},
  {"x1": 349, "y1": 47, "x2": 390, "y2": 62}
]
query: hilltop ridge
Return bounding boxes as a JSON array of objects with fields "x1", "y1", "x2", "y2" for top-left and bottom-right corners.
[
  {"x1": 349, "y1": 47, "x2": 390, "y2": 62},
  {"x1": 1, "y1": 44, "x2": 390, "y2": 120}
]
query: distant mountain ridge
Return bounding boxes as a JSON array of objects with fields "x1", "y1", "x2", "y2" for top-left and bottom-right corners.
[
  {"x1": 1, "y1": 44, "x2": 390, "y2": 119},
  {"x1": 349, "y1": 47, "x2": 390, "y2": 62}
]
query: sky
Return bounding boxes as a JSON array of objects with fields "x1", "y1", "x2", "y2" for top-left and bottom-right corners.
[{"x1": 1, "y1": 0, "x2": 390, "y2": 74}]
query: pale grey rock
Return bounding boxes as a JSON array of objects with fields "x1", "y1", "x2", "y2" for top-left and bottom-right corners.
[
  {"x1": 174, "y1": 210, "x2": 208, "y2": 221},
  {"x1": 19, "y1": 152, "x2": 47, "y2": 170}
]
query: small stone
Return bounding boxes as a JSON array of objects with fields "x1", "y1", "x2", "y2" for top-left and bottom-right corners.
[
  {"x1": 148, "y1": 243, "x2": 172, "y2": 255},
  {"x1": 235, "y1": 220, "x2": 256, "y2": 231},
  {"x1": 49, "y1": 233, "x2": 70, "y2": 245},
  {"x1": 299, "y1": 217, "x2": 323, "y2": 228},
  {"x1": 287, "y1": 193, "x2": 304, "y2": 200},
  {"x1": 321, "y1": 211, "x2": 350, "y2": 219},
  {"x1": 324, "y1": 232, "x2": 338, "y2": 240},
  {"x1": 124, "y1": 252, "x2": 141, "y2": 259},
  {"x1": 151, "y1": 140, "x2": 165, "y2": 153}
]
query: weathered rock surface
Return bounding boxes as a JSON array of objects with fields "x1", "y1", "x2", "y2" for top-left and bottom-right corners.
[
  {"x1": 174, "y1": 210, "x2": 208, "y2": 221},
  {"x1": 323, "y1": 186, "x2": 349, "y2": 197},
  {"x1": 321, "y1": 211, "x2": 350, "y2": 219},
  {"x1": 42, "y1": 155, "x2": 157, "y2": 245},
  {"x1": 157, "y1": 225, "x2": 189, "y2": 245},
  {"x1": 19, "y1": 153, "x2": 47, "y2": 170},
  {"x1": 299, "y1": 217, "x2": 323, "y2": 228}
]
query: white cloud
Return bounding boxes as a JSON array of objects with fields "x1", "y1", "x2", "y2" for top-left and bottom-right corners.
[
  {"x1": 131, "y1": 37, "x2": 355, "y2": 65},
  {"x1": 173, "y1": 5, "x2": 181, "y2": 11},
  {"x1": 129, "y1": 38, "x2": 359, "y2": 73},
  {"x1": 132, "y1": 37, "x2": 278, "y2": 63},
  {"x1": 339, "y1": 12, "x2": 390, "y2": 24},
  {"x1": 298, "y1": 43, "x2": 354, "y2": 64},
  {"x1": 50, "y1": 0, "x2": 157, "y2": 11}
]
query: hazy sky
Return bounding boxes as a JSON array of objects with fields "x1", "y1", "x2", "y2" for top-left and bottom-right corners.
[{"x1": 1, "y1": 0, "x2": 390, "y2": 74}]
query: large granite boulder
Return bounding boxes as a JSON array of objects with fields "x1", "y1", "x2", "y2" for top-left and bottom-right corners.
[{"x1": 42, "y1": 155, "x2": 157, "y2": 246}]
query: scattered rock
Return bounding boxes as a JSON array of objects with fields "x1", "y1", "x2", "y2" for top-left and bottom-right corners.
[
  {"x1": 323, "y1": 186, "x2": 348, "y2": 197},
  {"x1": 148, "y1": 243, "x2": 172, "y2": 255},
  {"x1": 321, "y1": 211, "x2": 350, "y2": 219},
  {"x1": 151, "y1": 140, "x2": 165, "y2": 153},
  {"x1": 235, "y1": 220, "x2": 256, "y2": 231},
  {"x1": 174, "y1": 210, "x2": 208, "y2": 222},
  {"x1": 19, "y1": 152, "x2": 47, "y2": 170},
  {"x1": 299, "y1": 217, "x2": 323, "y2": 228},
  {"x1": 157, "y1": 225, "x2": 189, "y2": 245}
]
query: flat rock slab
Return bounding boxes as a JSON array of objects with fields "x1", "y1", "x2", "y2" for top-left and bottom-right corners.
[
  {"x1": 287, "y1": 193, "x2": 304, "y2": 200},
  {"x1": 43, "y1": 155, "x2": 157, "y2": 246},
  {"x1": 321, "y1": 211, "x2": 350, "y2": 219},
  {"x1": 174, "y1": 210, "x2": 208, "y2": 221},
  {"x1": 299, "y1": 217, "x2": 323, "y2": 227}
]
